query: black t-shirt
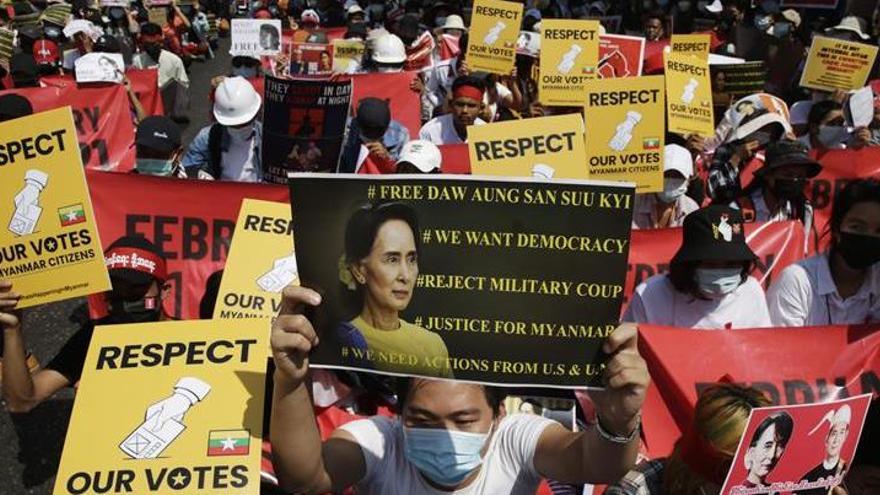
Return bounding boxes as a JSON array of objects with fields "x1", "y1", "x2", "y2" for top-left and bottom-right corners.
[
  {"x1": 794, "y1": 460, "x2": 845, "y2": 495},
  {"x1": 45, "y1": 317, "x2": 112, "y2": 384}
]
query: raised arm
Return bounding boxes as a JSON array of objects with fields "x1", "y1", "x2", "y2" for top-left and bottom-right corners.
[{"x1": 270, "y1": 286, "x2": 366, "y2": 494}]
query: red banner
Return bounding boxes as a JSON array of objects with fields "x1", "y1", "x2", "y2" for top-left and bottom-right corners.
[
  {"x1": 624, "y1": 220, "x2": 805, "y2": 306},
  {"x1": 0, "y1": 84, "x2": 136, "y2": 171},
  {"x1": 639, "y1": 324, "x2": 880, "y2": 458},
  {"x1": 87, "y1": 170, "x2": 289, "y2": 319},
  {"x1": 41, "y1": 68, "x2": 165, "y2": 116},
  {"x1": 347, "y1": 71, "x2": 421, "y2": 137},
  {"x1": 599, "y1": 34, "x2": 645, "y2": 78},
  {"x1": 438, "y1": 143, "x2": 472, "y2": 174}
]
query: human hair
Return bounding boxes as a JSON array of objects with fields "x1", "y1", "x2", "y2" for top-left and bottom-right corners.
[
  {"x1": 394, "y1": 377, "x2": 507, "y2": 416},
  {"x1": 667, "y1": 260, "x2": 754, "y2": 299},
  {"x1": 451, "y1": 75, "x2": 486, "y2": 96},
  {"x1": 141, "y1": 22, "x2": 163, "y2": 37},
  {"x1": 344, "y1": 202, "x2": 421, "y2": 265},
  {"x1": 721, "y1": 0, "x2": 749, "y2": 11},
  {"x1": 260, "y1": 23, "x2": 279, "y2": 38},
  {"x1": 807, "y1": 99, "x2": 842, "y2": 129},
  {"x1": 827, "y1": 178, "x2": 880, "y2": 250},
  {"x1": 749, "y1": 412, "x2": 794, "y2": 449},
  {"x1": 664, "y1": 384, "x2": 771, "y2": 494},
  {"x1": 643, "y1": 9, "x2": 666, "y2": 25}
]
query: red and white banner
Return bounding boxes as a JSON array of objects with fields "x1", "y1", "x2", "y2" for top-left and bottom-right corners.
[
  {"x1": 87, "y1": 170, "x2": 289, "y2": 319},
  {"x1": 624, "y1": 220, "x2": 805, "y2": 306},
  {"x1": 638, "y1": 324, "x2": 880, "y2": 458},
  {"x1": 41, "y1": 68, "x2": 165, "y2": 116},
  {"x1": 599, "y1": 34, "x2": 645, "y2": 78},
  {"x1": 0, "y1": 84, "x2": 136, "y2": 171}
]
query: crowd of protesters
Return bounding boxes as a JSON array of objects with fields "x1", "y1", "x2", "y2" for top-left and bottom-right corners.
[{"x1": 0, "y1": 0, "x2": 879, "y2": 493}]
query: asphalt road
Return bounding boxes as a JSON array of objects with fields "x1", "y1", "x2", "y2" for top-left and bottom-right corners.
[{"x1": 0, "y1": 38, "x2": 232, "y2": 495}]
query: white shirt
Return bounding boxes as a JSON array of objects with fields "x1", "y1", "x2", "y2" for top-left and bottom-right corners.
[
  {"x1": 623, "y1": 274, "x2": 772, "y2": 329},
  {"x1": 631, "y1": 193, "x2": 699, "y2": 229},
  {"x1": 340, "y1": 414, "x2": 554, "y2": 495},
  {"x1": 418, "y1": 113, "x2": 486, "y2": 145},
  {"x1": 220, "y1": 129, "x2": 260, "y2": 182},
  {"x1": 766, "y1": 252, "x2": 880, "y2": 326},
  {"x1": 132, "y1": 49, "x2": 189, "y2": 88}
]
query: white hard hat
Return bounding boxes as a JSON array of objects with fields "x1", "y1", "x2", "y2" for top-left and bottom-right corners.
[
  {"x1": 372, "y1": 33, "x2": 406, "y2": 64},
  {"x1": 663, "y1": 144, "x2": 693, "y2": 179},
  {"x1": 213, "y1": 76, "x2": 262, "y2": 126},
  {"x1": 397, "y1": 140, "x2": 442, "y2": 172}
]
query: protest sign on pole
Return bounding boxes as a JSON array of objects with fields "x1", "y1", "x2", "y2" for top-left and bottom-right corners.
[
  {"x1": 670, "y1": 34, "x2": 710, "y2": 58},
  {"x1": 538, "y1": 19, "x2": 601, "y2": 106},
  {"x1": 598, "y1": 34, "x2": 645, "y2": 78},
  {"x1": 465, "y1": 0, "x2": 522, "y2": 75},
  {"x1": 800, "y1": 36, "x2": 879, "y2": 92},
  {"x1": 665, "y1": 52, "x2": 715, "y2": 137},
  {"x1": 230, "y1": 19, "x2": 282, "y2": 57},
  {"x1": 467, "y1": 114, "x2": 588, "y2": 179},
  {"x1": 583, "y1": 75, "x2": 665, "y2": 192},
  {"x1": 0, "y1": 107, "x2": 110, "y2": 308},
  {"x1": 213, "y1": 199, "x2": 296, "y2": 320},
  {"x1": 331, "y1": 39, "x2": 364, "y2": 73},
  {"x1": 74, "y1": 52, "x2": 125, "y2": 84},
  {"x1": 289, "y1": 42, "x2": 333, "y2": 75},
  {"x1": 289, "y1": 175, "x2": 634, "y2": 388},
  {"x1": 53, "y1": 320, "x2": 268, "y2": 495},
  {"x1": 720, "y1": 394, "x2": 871, "y2": 495},
  {"x1": 261, "y1": 76, "x2": 352, "y2": 182}
]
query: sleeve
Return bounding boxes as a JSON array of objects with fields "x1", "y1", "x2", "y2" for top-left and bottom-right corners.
[
  {"x1": 621, "y1": 286, "x2": 649, "y2": 324},
  {"x1": 338, "y1": 417, "x2": 395, "y2": 484},
  {"x1": 175, "y1": 56, "x2": 190, "y2": 86},
  {"x1": 496, "y1": 82, "x2": 512, "y2": 100},
  {"x1": 495, "y1": 414, "x2": 555, "y2": 478},
  {"x1": 706, "y1": 144, "x2": 741, "y2": 204},
  {"x1": 766, "y1": 265, "x2": 812, "y2": 327},
  {"x1": 44, "y1": 323, "x2": 95, "y2": 384},
  {"x1": 181, "y1": 126, "x2": 212, "y2": 170},
  {"x1": 417, "y1": 122, "x2": 432, "y2": 142},
  {"x1": 746, "y1": 278, "x2": 773, "y2": 328}
]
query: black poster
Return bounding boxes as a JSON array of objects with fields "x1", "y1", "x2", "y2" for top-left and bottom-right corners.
[
  {"x1": 261, "y1": 76, "x2": 351, "y2": 184},
  {"x1": 289, "y1": 175, "x2": 634, "y2": 388},
  {"x1": 711, "y1": 61, "x2": 768, "y2": 104}
]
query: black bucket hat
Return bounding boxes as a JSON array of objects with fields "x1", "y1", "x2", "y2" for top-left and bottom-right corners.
[
  {"x1": 671, "y1": 205, "x2": 757, "y2": 264},
  {"x1": 757, "y1": 138, "x2": 822, "y2": 178}
]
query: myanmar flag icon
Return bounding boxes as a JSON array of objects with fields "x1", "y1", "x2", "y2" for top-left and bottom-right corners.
[
  {"x1": 58, "y1": 204, "x2": 86, "y2": 227},
  {"x1": 582, "y1": 66, "x2": 596, "y2": 75},
  {"x1": 643, "y1": 137, "x2": 661, "y2": 150},
  {"x1": 207, "y1": 430, "x2": 250, "y2": 456}
]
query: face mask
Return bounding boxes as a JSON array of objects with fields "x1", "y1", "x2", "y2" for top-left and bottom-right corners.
[
  {"x1": 144, "y1": 43, "x2": 162, "y2": 60},
  {"x1": 403, "y1": 425, "x2": 490, "y2": 487},
  {"x1": 435, "y1": 16, "x2": 447, "y2": 27},
  {"x1": 108, "y1": 296, "x2": 162, "y2": 323},
  {"x1": 817, "y1": 125, "x2": 848, "y2": 148},
  {"x1": 754, "y1": 15, "x2": 772, "y2": 30},
  {"x1": 227, "y1": 123, "x2": 254, "y2": 140},
  {"x1": 695, "y1": 267, "x2": 742, "y2": 298},
  {"x1": 657, "y1": 177, "x2": 688, "y2": 203},
  {"x1": 232, "y1": 66, "x2": 257, "y2": 78},
  {"x1": 771, "y1": 177, "x2": 807, "y2": 201},
  {"x1": 771, "y1": 21, "x2": 791, "y2": 38},
  {"x1": 136, "y1": 158, "x2": 175, "y2": 176},
  {"x1": 836, "y1": 231, "x2": 880, "y2": 269}
]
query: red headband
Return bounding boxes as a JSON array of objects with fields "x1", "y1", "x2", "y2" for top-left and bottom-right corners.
[
  {"x1": 104, "y1": 247, "x2": 167, "y2": 282},
  {"x1": 453, "y1": 85, "x2": 484, "y2": 102},
  {"x1": 676, "y1": 423, "x2": 731, "y2": 485}
]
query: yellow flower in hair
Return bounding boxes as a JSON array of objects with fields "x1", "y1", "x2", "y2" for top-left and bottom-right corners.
[{"x1": 338, "y1": 254, "x2": 356, "y2": 290}]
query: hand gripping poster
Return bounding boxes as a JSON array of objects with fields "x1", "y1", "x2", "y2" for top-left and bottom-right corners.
[{"x1": 289, "y1": 175, "x2": 634, "y2": 388}]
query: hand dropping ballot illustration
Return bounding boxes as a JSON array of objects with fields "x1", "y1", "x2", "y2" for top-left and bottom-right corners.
[
  {"x1": 256, "y1": 252, "x2": 298, "y2": 293},
  {"x1": 120, "y1": 377, "x2": 211, "y2": 459},
  {"x1": 8, "y1": 169, "x2": 48, "y2": 236},
  {"x1": 609, "y1": 111, "x2": 642, "y2": 151},
  {"x1": 557, "y1": 45, "x2": 582, "y2": 74},
  {"x1": 484, "y1": 22, "x2": 507, "y2": 45},
  {"x1": 681, "y1": 78, "x2": 699, "y2": 104}
]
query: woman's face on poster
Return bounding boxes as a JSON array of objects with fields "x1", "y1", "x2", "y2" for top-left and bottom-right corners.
[
  {"x1": 747, "y1": 423, "x2": 783, "y2": 481},
  {"x1": 354, "y1": 219, "x2": 418, "y2": 313}
]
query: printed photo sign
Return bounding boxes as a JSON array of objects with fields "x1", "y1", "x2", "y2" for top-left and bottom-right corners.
[{"x1": 231, "y1": 19, "x2": 282, "y2": 57}]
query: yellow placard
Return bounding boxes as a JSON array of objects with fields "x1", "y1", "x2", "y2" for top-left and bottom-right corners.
[
  {"x1": 148, "y1": 7, "x2": 167, "y2": 27},
  {"x1": 800, "y1": 36, "x2": 879, "y2": 92},
  {"x1": 0, "y1": 107, "x2": 110, "y2": 308},
  {"x1": 54, "y1": 320, "x2": 268, "y2": 495},
  {"x1": 331, "y1": 39, "x2": 364, "y2": 73},
  {"x1": 583, "y1": 75, "x2": 665, "y2": 193},
  {"x1": 214, "y1": 199, "x2": 297, "y2": 320},
  {"x1": 538, "y1": 19, "x2": 601, "y2": 106},
  {"x1": 664, "y1": 52, "x2": 714, "y2": 137},
  {"x1": 465, "y1": 0, "x2": 522, "y2": 75},
  {"x1": 468, "y1": 114, "x2": 588, "y2": 179},
  {"x1": 670, "y1": 34, "x2": 710, "y2": 58}
]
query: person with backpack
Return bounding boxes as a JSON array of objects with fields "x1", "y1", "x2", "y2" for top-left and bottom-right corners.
[{"x1": 181, "y1": 76, "x2": 263, "y2": 181}]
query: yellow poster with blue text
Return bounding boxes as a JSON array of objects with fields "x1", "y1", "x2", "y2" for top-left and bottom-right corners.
[
  {"x1": 664, "y1": 52, "x2": 714, "y2": 137},
  {"x1": 54, "y1": 319, "x2": 268, "y2": 495},
  {"x1": 539, "y1": 19, "x2": 601, "y2": 106},
  {"x1": 468, "y1": 114, "x2": 588, "y2": 179},
  {"x1": 583, "y1": 75, "x2": 665, "y2": 193},
  {"x1": 214, "y1": 198, "x2": 297, "y2": 320},
  {"x1": 0, "y1": 106, "x2": 110, "y2": 308},
  {"x1": 465, "y1": 0, "x2": 522, "y2": 75}
]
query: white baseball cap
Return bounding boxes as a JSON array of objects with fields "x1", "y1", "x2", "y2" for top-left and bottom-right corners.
[
  {"x1": 397, "y1": 140, "x2": 442, "y2": 172},
  {"x1": 663, "y1": 144, "x2": 693, "y2": 179}
]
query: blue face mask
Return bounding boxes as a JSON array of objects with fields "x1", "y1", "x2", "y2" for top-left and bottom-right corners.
[
  {"x1": 403, "y1": 425, "x2": 491, "y2": 487},
  {"x1": 136, "y1": 158, "x2": 175, "y2": 176},
  {"x1": 695, "y1": 267, "x2": 743, "y2": 298}
]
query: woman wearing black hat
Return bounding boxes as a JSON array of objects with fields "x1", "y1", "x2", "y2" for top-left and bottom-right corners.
[
  {"x1": 623, "y1": 205, "x2": 771, "y2": 329},
  {"x1": 767, "y1": 179, "x2": 880, "y2": 326}
]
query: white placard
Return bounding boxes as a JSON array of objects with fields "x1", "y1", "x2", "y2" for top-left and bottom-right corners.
[
  {"x1": 850, "y1": 86, "x2": 874, "y2": 128},
  {"x1": 74, "y1": 52, "x2": 125, "y2": 84},
  {"x1": 231, "y1": 19, "x2": 282, "y2": 57}
]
